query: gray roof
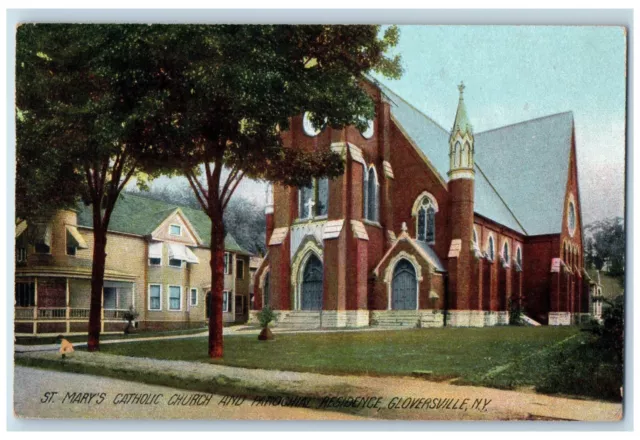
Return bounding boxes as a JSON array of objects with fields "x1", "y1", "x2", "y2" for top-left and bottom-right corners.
[
  {"x1": 377, "y1": 82, "x2": 532, "y2": 235},
  {"x1": 475, "y1": 112, "x2": 574, "y2": 235},
  {"x1": 414, "y1": 240, "x2": 446, "y2": 272}
]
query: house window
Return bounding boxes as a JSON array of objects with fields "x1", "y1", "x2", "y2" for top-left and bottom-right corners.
[
  {"x1": 168, "y1": 285, "x2": 182, "y2": 311},
  {"x1": 15, "y1": 282, "x2": 35, "y2": 307},
  {"x1": 236, "y1": 259, "x2": 244, "y2": 280},
  {"x1": 149, "y1": 284, "x2": 162, "y2": 311},
  {"x1": 224, "y1": 252, "x2": 233, "y2": 275},
  {"x1": 298, "y1": 178, "x2": 329, "y2": 219},
  {"x1": 149, "y1": 257, "x2": 162, "y2": 266},
  {"x1": 170, "y1": 224, "x2": 182, "y2": 236},
  {"x1": 416, "y1": 197, "x2": 436, "y2": 244},
  {"x1": 66, "y1": 245, "x2": 76, "y2": 256},
  {"x1": 364, "y1": 166, "x2": 379, "y2": 222},
  {"x1": 487, "y1": 236, "x2": 495, "y2": 261},
  {"x1": 16, "y1": 248, "x2": 27, "y2": 263},
  {"x1": 222, "y1": 290, "x2": 230, "y2": 312},
  {"x1": 190, "y1": 288, "x2": 198, "y2": 307},
  {"x1": 169, "y1": 258, "x2": 183, "y2": 268}
]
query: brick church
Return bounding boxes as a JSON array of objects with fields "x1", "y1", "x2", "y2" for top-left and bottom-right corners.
[{"x1": 252, "y1": 79, "x2": 591, "y2": 328}]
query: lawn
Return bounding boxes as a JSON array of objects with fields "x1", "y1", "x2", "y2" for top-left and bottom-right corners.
[{"x1": 97, "y1": 326, "x2": 579, "y2": 382}]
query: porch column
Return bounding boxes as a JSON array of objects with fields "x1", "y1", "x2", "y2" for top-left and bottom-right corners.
[
  {"x1": 101, "y1": 287, "x2": 105, "y2": 332},
  {"x1": 65, "y1": 278, "x2": 70, "y2": 333},
  {"x1": 33, "y1": 277, "x2": 38, "y2": 335}
]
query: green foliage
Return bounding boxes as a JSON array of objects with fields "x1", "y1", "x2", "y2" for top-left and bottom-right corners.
[
  {"x1": 123, "y1": 306, "x2": 140, "y2": 324},
  {"x1": 585, "y1": 217, "x2": 625, "y2": 281},
  {"x1": 508, "y1": 297, "x2": 523, "y2": 326},
  {"x1": 257, "y1": 306, "x2": 278, "y2": 329}
]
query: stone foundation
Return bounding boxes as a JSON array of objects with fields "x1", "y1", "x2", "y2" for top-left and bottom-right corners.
[
  {"x1": 446, "y1": 310, "x2": 486, "y2": 327},
  {"x1": 548, "y1": 312, "x2": 572, "y2": 326}
]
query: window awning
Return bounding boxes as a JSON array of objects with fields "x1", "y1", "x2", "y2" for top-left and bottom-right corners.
[
  {"x1": 16, "y1": 221, "x2": 27, "y2": 238},
  {"x1": 66, "y1": 225, "x2": 89, "y2": 249},
  {"x1": 149, "y1": 241, "x2": 163, "y2": 259},
  {"x1": 168, "y1": 243, "x2": 199, "y2": 264},
  {"x1": 32, "y1": 223, "x2": 52, "y2": 247}
]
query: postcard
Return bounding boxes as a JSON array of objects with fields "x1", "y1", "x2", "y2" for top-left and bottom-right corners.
[{"x1": 12, "y1": 22, "x2": 626, "y2": 422}]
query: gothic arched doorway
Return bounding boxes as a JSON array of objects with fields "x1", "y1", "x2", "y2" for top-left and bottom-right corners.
[
  {"x1": 392, "y1": 259, "x2": 417, "y2": 310},
  {"x1": 301, "y1": 254, "x2": 323, "y2": 310}
]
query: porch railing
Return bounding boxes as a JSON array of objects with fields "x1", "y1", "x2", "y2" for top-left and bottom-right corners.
[{"x1": 14, "y1": 307, "x2": 130, "y2": 321}]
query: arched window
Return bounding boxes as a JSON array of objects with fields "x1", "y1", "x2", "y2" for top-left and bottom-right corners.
[
  {"x1": 416, "y1": 197, "x2": 436, "y2": 244},
  {"x1": 473, "y1": 228, "x2": 478, "y2": 246},
  {"x1": 365, "y1": 165, "x2": 379, "y2": 222},
  {"x1": 568, "y1": 201, "x2": 576, "y2": 235},
  {"x1": 465, "y1": 141, "x2": 472, "y2": 167},
  {"x1": 299, "y1": 178, "x2": 328, "y2": 219},
  {"x1": 455, "y1": 141, "x2": 462, "y2": 167},
  {"x1": 487, "y1": 236, "x2": 495, "y2": 261},
  {"x1": 516, "y1": 246, "x2": 522, "y2": 267},
  {"x1": 502, "y1": 241, "x2": 509, "y2": 263}
]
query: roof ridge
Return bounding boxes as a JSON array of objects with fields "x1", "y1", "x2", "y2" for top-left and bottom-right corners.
[
  {"x1": 474, "y1": 162, "x2": 528, "y2": 235},
  {"x1": 476, "y1": 111, "x2": 574, "y2": 136},
  {"x1": 375, "y1": 81, "x2": 450, "y2": 134}
]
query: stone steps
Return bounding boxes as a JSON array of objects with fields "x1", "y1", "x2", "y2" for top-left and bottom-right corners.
[
  {"x1": 370, "y1": 311, "x2": 422, "y2": 328},
  {"x1": 276, "y1": 311, "x2": 322, "y2": 329}
]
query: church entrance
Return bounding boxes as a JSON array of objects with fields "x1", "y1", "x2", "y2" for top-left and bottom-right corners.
[
  {"x1": 301, "y1": 254, "x2": 323, "y2": 310},
  {"x1": 392, "y1": 259, "x2": 417, "y2": 310}
]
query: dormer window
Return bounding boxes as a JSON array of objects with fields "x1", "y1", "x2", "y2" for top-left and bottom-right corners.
[
  {"x1": 170, "y1": 224, "x2": 182, "y2": 236},
  {"x1": 298, "y1": 178, "x2": 328, "y2": 220}
]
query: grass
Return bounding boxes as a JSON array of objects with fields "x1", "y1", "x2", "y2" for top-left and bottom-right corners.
[
  {"x1": 97, "y1": 326, "x2": 578, "y2": 381},
  {"x1": 15, "y1": 326, "x2": 207, "y2": 345}
]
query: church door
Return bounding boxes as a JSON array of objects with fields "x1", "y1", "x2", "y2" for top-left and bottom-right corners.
[
  {"x1": 301, "y1": 254, "x2": 323, "y2": 310},
  {"x1": 392, "y1": 259, "x2": 417, "y2": 310}
]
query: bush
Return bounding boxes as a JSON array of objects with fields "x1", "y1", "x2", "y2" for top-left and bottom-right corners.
[
  {"x1": 257, "y1": 306, "x2": 277, "y2": 329},
  {"x1": 540, "y1": 295, "x2": 624, "y2": 401},
  {"x1": 508, "y1": 297, "x2": 523, "y2": 326},
  {"x1": 123, "y1": 306, "x2": 140, "y2": 335}
]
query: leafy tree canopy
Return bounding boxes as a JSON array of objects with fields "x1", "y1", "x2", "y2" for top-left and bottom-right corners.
[{"x1": 585, "y1": 216, "x2": 625, "y2": 281}]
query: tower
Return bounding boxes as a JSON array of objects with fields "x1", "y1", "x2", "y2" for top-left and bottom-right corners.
[{"x1": 447, "y1": 82, "x2": 477, "y2": 324}]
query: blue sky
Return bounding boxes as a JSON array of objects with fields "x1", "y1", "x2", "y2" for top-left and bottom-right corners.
[{"x1": 156, "y1": 25, "x2": 627, "y2": 227}]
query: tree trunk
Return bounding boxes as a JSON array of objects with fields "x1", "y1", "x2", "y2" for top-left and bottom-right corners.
[
  {"x1": 87, "y1": 225, "x2": 107, "y2": 351},
  {"x1": 208, "y1": 214, "x2": 226, "y2": 358}
]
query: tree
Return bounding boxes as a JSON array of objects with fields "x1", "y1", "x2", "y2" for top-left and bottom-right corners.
[
  {"x1": 16, "y1": 24, "x2": 171, "y2": 351},
  {"x1": 584, "y1": 217, "x2": 625, "y2": 282},
  {"x1": 138, "y1": 25, "x2": 402, "y2": 358}
]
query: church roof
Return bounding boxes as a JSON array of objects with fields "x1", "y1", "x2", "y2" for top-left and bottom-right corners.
[
  {"x1": 475, "y1": 112, "x2": 574, "y2": 235},
  {"x1": 378, "y1": 82, "x2": 528, "y2": 235}
]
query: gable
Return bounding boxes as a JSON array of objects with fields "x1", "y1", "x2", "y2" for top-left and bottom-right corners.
[
  {"x1": 475, "y1": 112, "x2": 574, "y2": 236},
  {"x1": 151, "y1": 210, "x2": 201, "y2": 246}
]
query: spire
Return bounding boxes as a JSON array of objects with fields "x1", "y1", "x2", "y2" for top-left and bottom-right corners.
[{"x1": 451, "y1": 81, "x2": 473, "y2": 138}]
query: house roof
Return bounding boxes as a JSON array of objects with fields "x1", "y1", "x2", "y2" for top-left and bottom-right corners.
[
  {"x1": 475, "y1": 112, "x2": 574, "y2": 235},
  {"x1": 377, "y1": 82, "x2": 531, "y2": 235},
  {"x1": 76, "y1": 193, "x2": 250, "y2": 255}
]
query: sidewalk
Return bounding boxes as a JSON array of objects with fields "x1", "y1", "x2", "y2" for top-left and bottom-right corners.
[
  {"x1": 14, "y1": 324, "x2": 403, "y2": 353},
  {"x1": 15, "y1": 350, "x2": 622, "y2": 421}
]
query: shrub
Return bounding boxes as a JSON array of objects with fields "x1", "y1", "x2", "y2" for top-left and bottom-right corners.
[
  {"x1": 508, "y1": 297, "x2": 523, "y2": 326},
  {"x1": 123, "y1": 306, "x2": 140, "y2": 335},
  {"x1": 257, "y1": 306, "x2": 277, "y2": 329}
]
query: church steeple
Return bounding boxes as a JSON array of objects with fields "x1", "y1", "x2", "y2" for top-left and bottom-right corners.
[{"x1": 448, "y1": 81, "x2": 475, "y2": 180}]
